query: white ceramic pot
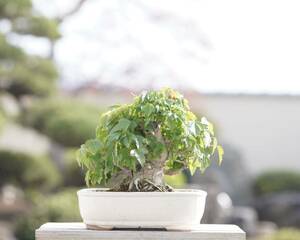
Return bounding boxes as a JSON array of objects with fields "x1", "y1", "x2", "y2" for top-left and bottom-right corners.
[{"x1": 77, "y1": 188, "x2": 207, "y2": 230}]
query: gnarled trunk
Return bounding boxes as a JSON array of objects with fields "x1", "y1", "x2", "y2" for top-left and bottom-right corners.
[
  {"x1": 110, "y1": 127, "x2": 172, "y2": 192},
  {"x1": 110, "y1": 148, "x2": 171, "y2": 192}
]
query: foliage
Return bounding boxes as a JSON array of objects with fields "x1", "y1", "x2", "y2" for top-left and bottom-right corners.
[
  {"x1": 12, "y1": 16, "x2": 60, "y2": 40},
  {"x1": 253, "y1": 170, "x2": 300, "y2": 196},
  {"x1": 21, "y1": 98, "x2": 103, "y2": 147},
  {"x1": 45, "y1": 111, "x2": 98, "y2": 147},
  {"x1": 0, "y1": 0, "x2": 59, "y2": 97},
  {"x1": 0, "y1": 150, "x2": 61, "y2": 191},
  {"x1": 14, "y1": 189, "x2": 81, "y2": 240},
  {"x1": 77, "y1": 88, "x2": 223, "y2": 191},
  {"x1": 255, "y1": 228, "x2": 300, "y2": 240},
  {"x1": 0, "y1": 0, "x2": 32, "y2": 19},
  {"x1": 0, "y1": 52, "x2": 58, "y2": 97},
  {"x1": 21, "y1": 97, "x2": 63, "y2": 130}
]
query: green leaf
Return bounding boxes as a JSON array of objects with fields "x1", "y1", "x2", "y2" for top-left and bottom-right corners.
[
  {"x1": 76, "y1": 147, "x2": 86, "y2": 167},
  {"x1": 109, "y1": 104, "x2": 121, "y2": 109},
  {"x1": 130, "y1": 149, "x2": 145, "y2": 166},
  {"x1": 189, "y1": 160, "x2": 201, "y2": 176},
  {"x1": 85, "y1": 139, "x2": 101, "y2": 154},
  {"x1": 107, "y1": 131, "x2": 121, "y2": 145},
  {"x1": 188, "y1": 121, "x2": 196, "y2": 135},
  {"x1": 135, "y1": 135, "x2": 146, "y2": 149},
  {"x1": 142, "y1": 103, "x2": 155, "y2": 117},
  {"x1": 217, "y1": 145, "x2": 224, "y2": 165},
  {"x1": 110, "y1": 118, "x2": 131, "y2": 133},
  {"x1": 141, "y1": 91, "x2": 147, "y2": 102},
  {"x1": 122, "y1": 136, "x2": 131, "y2": 148},
  {"x1": 85, "y1": 170, "x2": 91, "y2": 187}
]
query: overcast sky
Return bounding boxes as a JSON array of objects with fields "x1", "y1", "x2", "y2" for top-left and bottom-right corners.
[{"x1": 32, "y1": 0, "x2": 300, "y2": 94}]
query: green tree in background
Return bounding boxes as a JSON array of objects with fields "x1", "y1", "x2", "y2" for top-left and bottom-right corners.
[{"x1": 0, "y1": 0, "x2": 60, "y2": 97}]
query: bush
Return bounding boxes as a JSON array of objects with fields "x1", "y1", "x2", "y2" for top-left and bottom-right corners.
[
  {"x1": 0, "y1": 150, "x2": 61, "y2": 191},
  {"x1": 14, "y1": 189, "x2": 81, "y2": 240},
  {"x1": 21, "y1": 98, "x2": 103, "y2": 147},
  {"x1": 5, "y1": 57, "x2": 58, "y2": 97},
  {"x1": 255, "y1": 228, "x2": 300, "y2": 240},
  {"x1": 253, "y1": 170, "x2": 300, "y2": 196},
  {"x1": 45, "y1": 111, "x2": 98, "y2": 147},
  {"x1": 62, "y1": 148, "x2": 85, "y2": 186}
]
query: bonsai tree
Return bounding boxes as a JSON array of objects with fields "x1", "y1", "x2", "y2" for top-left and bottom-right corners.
[{"x1": 77, "y1": 88, "x2": 223, "y2": 192}]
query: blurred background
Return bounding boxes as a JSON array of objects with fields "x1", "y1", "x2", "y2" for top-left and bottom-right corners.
[{"x1": 0, "y1": 0, "x2": 300, "y2": 239}]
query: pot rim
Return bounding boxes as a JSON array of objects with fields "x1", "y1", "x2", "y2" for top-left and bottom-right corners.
[{"x1": 77, "y1": 188, "x2": 207, "y2": 197}]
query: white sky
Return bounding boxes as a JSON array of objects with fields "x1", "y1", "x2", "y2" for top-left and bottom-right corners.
[{"x1": 32, "y1": 0, "x2": 300, "y2": 94}]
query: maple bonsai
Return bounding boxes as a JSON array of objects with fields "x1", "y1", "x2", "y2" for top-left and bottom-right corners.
[{"x1": 77, "y1": 88, "x2": 223, "y2": 192}]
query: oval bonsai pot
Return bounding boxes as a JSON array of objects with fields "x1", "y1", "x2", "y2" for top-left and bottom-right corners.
[{"x1": 77, "y1": 188, "x2": 207, "y2": 230}]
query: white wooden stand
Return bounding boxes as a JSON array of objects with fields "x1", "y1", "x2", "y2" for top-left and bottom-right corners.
[{"x1": 36, "y1": 223, "x2": 246, "y2": 240}]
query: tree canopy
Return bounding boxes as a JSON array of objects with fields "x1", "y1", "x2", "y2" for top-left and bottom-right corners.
[
  {"x1": 77, "y1": 88, "x2": 223, "y2": 191},
  {"x1": 0, "y1": 0, "x2": 59, "y2": 97}
]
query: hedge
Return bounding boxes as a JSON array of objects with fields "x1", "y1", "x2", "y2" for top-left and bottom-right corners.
[
  {"x1": 253, "y1": 170, "x2": 300, "y2": 196},
  {"x1": 0, "y1": 150, "x2": 61, "y2": 191},
  {"x1": 255, "y1": 228, "x2": 300, "y2": 240},
  {"x1": 21, "y1": 98, "x2": 103, "y2": 147},
  {"x1": 14, "y1": 189, "x2": 81, "y2": 240}
]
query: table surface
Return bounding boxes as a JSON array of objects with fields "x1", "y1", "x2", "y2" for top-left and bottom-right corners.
[{"x1": 36, "y1": 223, "x2": 246, "y2": 240}]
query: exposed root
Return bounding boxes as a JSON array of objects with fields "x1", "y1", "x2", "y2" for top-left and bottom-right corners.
[
  {"x1": 108, "y1": 128, "x2": 173, "y2": 192},
  {"x1": 109, "y1": 178, "x2": 173, "y2": 192}
]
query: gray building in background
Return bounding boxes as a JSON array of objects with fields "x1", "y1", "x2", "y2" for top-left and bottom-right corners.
[{"x1": 191, "y1": 93, "x2": 300, "y2": 175}]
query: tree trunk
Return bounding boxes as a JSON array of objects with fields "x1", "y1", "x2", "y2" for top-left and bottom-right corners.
[{"x1": 110, "y1": 127, "x2": 172, "y2": 192}]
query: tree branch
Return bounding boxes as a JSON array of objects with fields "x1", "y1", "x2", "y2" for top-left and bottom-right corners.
[
  {"x1": 48, "y1": 0, "x2": 89, "y2": 59},
  {"x1": 57, "y1": 0, "x2": 89, "y2": 23}
]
